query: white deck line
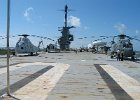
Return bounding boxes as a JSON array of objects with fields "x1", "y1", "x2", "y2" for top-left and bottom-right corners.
[
  {"x1": 13, "y1": 63, "x2": 70, "y2": 100},
  {"x1": 100, "y1": 65, "x2": 140, "y2": 100},
  {"x1": 0, "y1": 62, "x2": 54, "y2": 74}
]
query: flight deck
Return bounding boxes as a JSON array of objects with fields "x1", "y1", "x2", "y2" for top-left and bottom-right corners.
[{"x1": 0, "y1": 52, "x2": 140, "y2": 100}]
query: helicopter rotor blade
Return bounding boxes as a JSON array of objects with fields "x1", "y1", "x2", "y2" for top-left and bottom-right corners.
[{"x1": 130, "y1": 37, "x2": 140, "y2": 42}]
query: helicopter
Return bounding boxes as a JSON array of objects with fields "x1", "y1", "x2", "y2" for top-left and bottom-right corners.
[
  {"x1": 86, "y1": 33, "x2": 140, "y2": 59},
  {"x1": 109, "y1": 33, "x2": 140, "y2": 60},
  {"x1": 88, "y1": 40, "x2": 107, "y2": 53},
  {"x1": 15, "y1": 34, "x2": 56, "y2": 55},
  {"x1": 15, "y1": 34, "x2": 39, "y2": 56},
  {"x1": 46, "y1": 42, "x2": 60, "y2": 53}
]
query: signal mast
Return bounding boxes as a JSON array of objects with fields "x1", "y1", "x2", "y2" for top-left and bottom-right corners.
[{"x1": 58, "y1": 5, "x2": 75, "y2": 50}]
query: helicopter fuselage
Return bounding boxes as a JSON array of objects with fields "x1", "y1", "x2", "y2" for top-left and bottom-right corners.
[
  {"x1": 15, "y1": 36, "x2": 39, "y2": 55},
  {"x1": 110, "y1": 37, "x2": 135, "y2": 59}
]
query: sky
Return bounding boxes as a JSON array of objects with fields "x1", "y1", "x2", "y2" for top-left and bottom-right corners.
[{"x1": 0, "y1": 0, "x2": 140, "y2": 50}]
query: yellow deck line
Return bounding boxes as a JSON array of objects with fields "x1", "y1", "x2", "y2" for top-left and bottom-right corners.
[{"x1": 100, "y1": 65, "x2": 140, "y2": 100}]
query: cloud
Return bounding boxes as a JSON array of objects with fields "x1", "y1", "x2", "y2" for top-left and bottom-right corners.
[
  {"x1": 24, "y1": 7, "x2": 34, "y2": 21},
  {"x1": 136, "y1": 30, "x2": 139, "y2": 35},
  {"x1": 114, "y1": 23, "x2": 127, "y2": 33},
  {"x1": 83, "y1": 26, "x2": 89, "y2": 30},
  {"x1": 68, "y1": 16, "x2": 81, "y2": 27},
  {"x1": 135, "y1": 30, "x2": 140, "y2": 37}
]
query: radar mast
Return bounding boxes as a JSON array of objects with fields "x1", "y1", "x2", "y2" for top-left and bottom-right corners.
[{"x1": 58, "y1": 5, "x2": 75, "y2": 50}]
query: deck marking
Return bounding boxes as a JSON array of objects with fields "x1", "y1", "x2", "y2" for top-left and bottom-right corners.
[
  {"x1": 0, "y1": 65, "x2": 53, "y2": 96},
  {"x1": 0, "y1": 62, "x2": 54, "y2": 74},
  {"x1": 95, "y1": 64, "x2": 133, "y2": 100},
  {"x1": 13, "y1": 63, "x2": 70, "y2": 100},
  {"x1": 100, "y1": 64, "x2": 140, "y2": 100}
]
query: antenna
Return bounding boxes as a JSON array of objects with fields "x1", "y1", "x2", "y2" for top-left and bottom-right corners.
[{"x1": 59, "y1": 4, "x2": 71, "y2": 27}]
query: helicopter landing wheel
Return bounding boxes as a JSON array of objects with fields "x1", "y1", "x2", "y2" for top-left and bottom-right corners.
[
  {"x1": 30, "y1": 52, "x2": 33, "y2": 56},
  {"x1": 131, "y1": 56, "x2": 135, "y2": 60},
  {"x1": 111, "y1": 56, "x2": 113, "y2": 59}
]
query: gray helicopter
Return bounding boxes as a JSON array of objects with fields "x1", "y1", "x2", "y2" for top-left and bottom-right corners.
[
  {"x1": 15, "y1": 34, "x2": 39, "y2": 56},
  {"x1": 110, "y1": 34, "x2": 140, "y2": 60}
]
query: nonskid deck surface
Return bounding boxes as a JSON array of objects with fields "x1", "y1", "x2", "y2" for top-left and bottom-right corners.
[{"x1": 0, "y1": 52, "x2": 140, "y2": 100}]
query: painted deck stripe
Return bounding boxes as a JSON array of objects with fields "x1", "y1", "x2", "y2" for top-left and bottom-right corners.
[
  {"x1": 0, "y1": 65, "x2": 54, "y2": 96},
  {"x1": 0, "y1": 62, "x2": 54, "y2": 74},
  {"x1": 100, "y1": 65, "x2": 140, "y2": 100},
  {"x1": 13, "y1": 63, "x2": 70, "y2": 100}
]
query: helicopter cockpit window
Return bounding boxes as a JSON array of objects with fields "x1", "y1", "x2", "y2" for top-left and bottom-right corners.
[
  {"x1": 124, "y1": 42, "x2": 132, "y2": 48},
  {"x1": 123, "y1": 43, "x2": 126, "y2": 47}
]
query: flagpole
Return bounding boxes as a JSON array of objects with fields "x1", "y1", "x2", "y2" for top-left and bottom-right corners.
[
  {"x1": 6, "y1": 0, "x2": 10, "y2": 96},
  {"x1": 0, "y1": 0, "x2": 20, "y2": 99}
]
